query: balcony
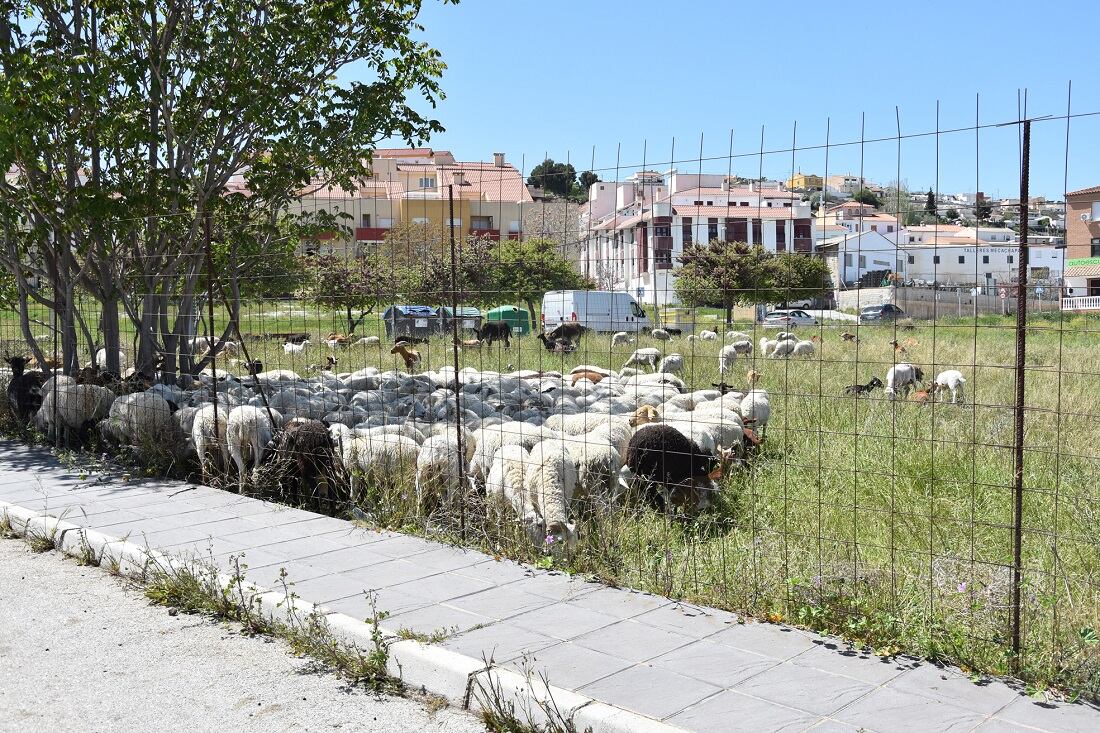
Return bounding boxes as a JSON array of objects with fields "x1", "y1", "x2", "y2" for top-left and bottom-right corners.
[
  {"x1": 469, "y1": 228, "x2": 501, "y2": 240},
  {"x1": 1061, "y1": 295, "x2": 1100, "y2": 311},
  {"x1": 355, "y1": 227, "x2": 390, "y2": 241}
]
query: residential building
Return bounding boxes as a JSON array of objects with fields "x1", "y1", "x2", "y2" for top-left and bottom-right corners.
[
  {"x1": 579, "y1": 171, "x2": 812, "y2": 304},
  {"x1": 825, "y1": 173, "x2": 867, "y2": 196},
  {"x1": 787, "y1": 172, "x2": 823, "y2": 190},
  {"x1": 817, "y1": 231, "x2": 901, "y2": 286},
  {"x1": 1062, "y1": 184, "x2": 1100, "y2": 309},
  {"x1": 816, "y1": 201, "x2": 900, "y2": 240},
  {"x1": 288, "y1": 148, "x2": 533, "y2": 255}
]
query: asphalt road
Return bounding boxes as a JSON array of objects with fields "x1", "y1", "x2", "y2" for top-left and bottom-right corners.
[{"x1": 0, "y1": 538, "x2": 485, "y2": 733}]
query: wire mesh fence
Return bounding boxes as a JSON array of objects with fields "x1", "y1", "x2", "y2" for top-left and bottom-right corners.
[{"x1": 3, "y1": 93, "x2": 1100, "y2": 697}]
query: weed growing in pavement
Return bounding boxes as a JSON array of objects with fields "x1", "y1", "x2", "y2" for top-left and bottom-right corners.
[{"x1": 472, "y1": 657, "x2": 592, "y2": 733}]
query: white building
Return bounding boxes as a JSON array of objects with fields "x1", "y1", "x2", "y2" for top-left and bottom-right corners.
[
  {"x1": 817, "y1": 231, "x2": 901, "y2": 286},
  {"x1": 579, "y1": 171, "x2": 813, "y2": 305}
]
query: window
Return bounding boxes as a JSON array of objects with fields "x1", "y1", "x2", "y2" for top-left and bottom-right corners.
[
  {"x1": 794, "y1": 224, "x2": 811, "y2": 239},
  {"x1": 784, "y1": 202, "x2": 792, "y2": 207},
  {"x1": 655, "y1": 249, "x2": 672, "y2": 267},
  {"x1": 654, "y1": 222, "x2": 672, "y2": 238},
  {"x1": 739, "y1": 201, "x2": 749, "y2": 207},
  {"x1": 630, "y1": 301, "x2": 645, "y2": 317},
  {"x1": 706, "y1": 201, "x2": 713, "y2": 206},
  {"x1": 360, "y1": 214, "x2": 371, "y2": 227},
  {"x1": 730, "y1": 219, "x2": 748, "y2": 242},
  {"x1": 870, "y1": 224, "x2": 878, "y2": 232},
  {"x1": 958, "y1": 255, "x2": 965, "y2": 264},
  {"x1": 1091, "y1": 238, "x2": 1100, "y2": 258},
  {"x1": 887, "y1": 225, "x2": 894, "y2": 233},
  {"x1": 682, "y1": 217, "x2": 693, "y2": 245},
  {"x1": 858, "y1": 255, "x2": 866, "y2": 268},
  {"x1": 1093, "y1": 202, "x2": 1100, "y2": 220},
  {"x1": 1007, "y1": 255, "x2": 1014, "y2": 264},
  {"x1": 708, "y1": 218, "x2": 719, "y2": 241},
  {"x1": 844, "y1": 253, "x2": 853, "y2": 267},
  {"x1": 909, "y1": 236, "x2": 916, "y2": 243},
  {"x1": 982, "y1": 255, "x2": 989, "y2": 264},
  {"x1": 379, "y1": 218, "x2": 394, "y2": 228},
  {"x1": 471, "y1": 215, "x2": 493, "y2": 230},
  {"x1": 693, "y1": 200, "x2": 703, "y2": 206},
  {"x1": 418, "y1": 177, "x2": 435, "y2": 189},
  {"x1": 447, "y1": 218, "x2": 462, "y2": 228},
  {"x1": 752, "y1": 219, "x2": 763, "y2": 244},
  {"x1": 933, "y1": 255, "x2": 941, "y2": 264},
  {"x1": 775, "y1": 220, "x2": 786, "y2": 251},
  {"x1": 907, "y1": 255, "x2": 915, "y2": 264},
  {"x1": 412, "y1": 217, "x2": 429, "y2": 224}
]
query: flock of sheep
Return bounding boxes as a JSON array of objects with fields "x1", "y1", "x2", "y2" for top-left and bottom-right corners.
[{"x1": 2, "y1": 324, "x2": 967, "y2": 552}]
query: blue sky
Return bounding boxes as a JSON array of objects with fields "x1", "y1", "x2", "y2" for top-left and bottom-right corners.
[{"x1": 371, "y1": 0, "x2": 1099, "y2": 199}]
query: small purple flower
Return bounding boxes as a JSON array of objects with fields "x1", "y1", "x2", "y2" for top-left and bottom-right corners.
[
  {"x1": 957, "y1": 582, "x2": 968, "y2": 593},
  {"x1": 545, "y1": 534, "x2": 556, "y2": 545},
  {"x1": 811, "y1": 575, "x2": 823, "y2": 589}
]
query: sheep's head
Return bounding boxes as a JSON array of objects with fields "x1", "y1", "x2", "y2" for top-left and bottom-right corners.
[
  {"x1": 629, "y1": 404, "x2": 660, "y2": 427},
  {"x1": 544, "y1": 520, "x2": 577, "y2": 554}
]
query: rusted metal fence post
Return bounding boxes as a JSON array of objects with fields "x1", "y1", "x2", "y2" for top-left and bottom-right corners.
[
  {"x1": 447, "y1": 184, "x2": 466, "y2": 539},
  {"x1": 1010, "y1": 119, "x2": 1031, "y2": 668}
]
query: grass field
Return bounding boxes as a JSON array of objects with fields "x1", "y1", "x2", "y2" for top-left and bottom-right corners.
[{"x1": 3, "y1": 300, "x2": 1100, "y2": 697}]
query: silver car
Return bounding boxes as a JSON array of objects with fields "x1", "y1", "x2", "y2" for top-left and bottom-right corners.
[{"x1": 762, "y1": 309, "x2": 818, "y2": 328}]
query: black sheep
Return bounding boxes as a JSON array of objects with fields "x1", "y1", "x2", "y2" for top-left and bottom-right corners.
[
  {"x1": 623, "y1": 424, "x2": 720, "y2": 512},
  {"x1": 474, "y1": 321, "x2": 511, "y2": 347},
  {"x1": 275, "y1": 418, "x2": 339, "y2": 507},
  {"x1": 4, "y1": 356, "x2": 45, "y2": 423}
]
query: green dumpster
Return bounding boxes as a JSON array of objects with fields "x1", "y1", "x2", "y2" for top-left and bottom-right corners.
[{"x1": 486, "y1": 305, "x2": 531, "y2": 335}]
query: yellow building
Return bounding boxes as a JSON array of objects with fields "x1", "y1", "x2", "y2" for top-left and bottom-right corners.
[{"x1": 787, "y1": 172, "x2": 823, "y2": 190}]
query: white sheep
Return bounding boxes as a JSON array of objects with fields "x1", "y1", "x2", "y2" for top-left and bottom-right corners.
[
  {"x1": 36, "y1": 383, "x2": 115, "y2": 441},
  {"x1": 94, "y1": 348, "x2": 128, "y2": 370},
  {"x1": 192, "y1": 403, "x2": 230, "y2": 482},
  {"x1": 650, "y1": 328, "x2": 671, "y2": 341},
  {"x1": 524, "y1": 439, "x2": 579, "y2": 551},
  {"x1": 884, "y1": 363, "x2": 923, "y2": 400},
  {"x1": 770, "y1": 339, "x2": 797, "y2": 358},
  {"x1": 718, "y1": 344, "x2": 738, "y2": 375},
  {"x1": 415, "y1": 433, "x2": 468, "y2": 507},
  {"x1": 699, "y1": 330, "x2": 718, "y2": 341},
  {"x1": 98, "y1": 392, "x2": 178, "y2": 447},
  {"x1": 791, "y1": 340, "x2": 816, "y2": 358},
  {"x1": 725, "y1": 331, "x2": 750, "y2": 342},
  {"x1": 353, "y1": 336, "x2": 381, "y2": 346},
  {"x1": 611, "y1": 331, "x2": 633, "y2": 346},
  {"x1": 933, "y1": 370, "x2": 966, "y2": 404},
  {"x1": 226, "y1": 405, "x2": 279, "y2": 486},
  {"x1": 657, "y1": 353, "x2": 684, "y2": 375},
  {"x1": 565, "y1": 436, "x2": 621, "y2": 506},
  {"x1": 739, "y1": 389, "x2": 771, "y2": 437},
  {"x1": 330, "y1": 423, "x2": 419, "y2": 499},
  {"x1": 759, "y1": 336, "x2": 778, "y2": 356},
  {"x1": 485, "y1": 444, "x2": 531, "y2": 523},
  {"x1": 623, "y1": 347, "x2": 662, "y2": 371},
  {"x1": 729, "y1": 339, "x2": 753, "y2": 355},
  {"x1": 283, "y1": 339, "x2": 309, "y2": 354}
]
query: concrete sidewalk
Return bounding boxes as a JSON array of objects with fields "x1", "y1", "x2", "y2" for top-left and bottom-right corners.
[{"x1": 0, "y1": 441, "x2": 1095, "y2": 733}]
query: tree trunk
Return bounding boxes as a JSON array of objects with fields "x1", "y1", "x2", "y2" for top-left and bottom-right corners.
[
  {"x1": 346, "y1": 305, "x2": 354, "y2": 336},
  {"x1": 525, "y1": 299, "x2": 537, "y2": 332},
  {"x1": 725, "y1": 304, "x2": 733, "y2": 327},
  {"x1": 100, "y1": 297, "x2": 121, "y2": 374}
]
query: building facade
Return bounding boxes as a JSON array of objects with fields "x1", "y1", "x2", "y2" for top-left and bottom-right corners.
[
  {"x1": 1062, "y1": 184, "x2": 1100, "y2": 309},
  {"x1": 578, "y1": 171, "x2": 813, "y2": 305},
  {"x1": 787, "y1": 172, "x2": 823, "y2": 190}
]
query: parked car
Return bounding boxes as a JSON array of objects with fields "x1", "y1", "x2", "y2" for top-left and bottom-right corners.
[
  {"x1": 541, "y1": 290, "x2": 650, "y2": 333},
  {"x1": 858, "y1": 303, "x2": 906, "y2": 324},
  {"x1": 762, "y1": 309, "x2": 818, "y2": 328}
]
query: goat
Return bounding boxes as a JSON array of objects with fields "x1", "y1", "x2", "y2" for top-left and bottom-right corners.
[
  {"x1": 843, "y1": 376, "x2": 883, "y2": 396},
  {"x1": 390, "y1": 343, "x2": 421, "y2": 371},
  {"x1": 537, "y1": 333, "x2": 576, "y2": 353},
  {"x1": 841, "y1": 332, "x2": 858, "y2": 342},
  {"x1": 283, "y1": 339, "x2": 309, "y2": 354},
  {"x1": 474, "y1": 322, "x2": 511, "y2": 347},
  {"x1": 932, "y1": 370, "x2": 966, "y2": 404},
  {"x1": 544, "y1": 322, "x2": 588, "y2": 345},
  {"x1": 4, "y1": 356, "x2": 45, "y2": 423}
]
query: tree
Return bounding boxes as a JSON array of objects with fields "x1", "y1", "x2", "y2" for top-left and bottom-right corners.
[
  {"x1": 299, "y1": 253, "x2": 399, "y2": 336},
  {"x1": 527, "y1": 159, "x2": 577, "y2": 197},
  {"x1": 0, "y1": 0, "x2": 449, "y2": 381},
  {"x1": 975, "y1": 198, "x2": 993, "y2": 222},
  {"x1": 493, "y1": 238, "x2": 590, "y2": 326},
  {"x1": 945, "y1": 208, "x2": 960, "y2": 222},
  {"x1": 852, "y1": 188, "x2": 882, "y2": 208},
  {"x1": 579, "y1": 170, "x2": 600, "y2": 191},
  {"x1": 806, "y1": 190, "x2": 839, "y2": 213},
  {"x1": 925, "y1": 189, "x2": 937, "y2": 217},
  {"x1": 675, "y1": 241, "x2": 829, "y2": 325}
]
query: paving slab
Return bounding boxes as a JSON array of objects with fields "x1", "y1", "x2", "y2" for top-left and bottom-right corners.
[{"x1": 3, "y1": 440, "x2": 1100, "y2": 733}]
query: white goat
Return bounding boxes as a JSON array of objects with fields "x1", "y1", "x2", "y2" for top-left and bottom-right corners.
[
  {"x1": 933, "y1": 370, "x2": 966, "y2": 404},
  {"x1": 283, "y1": 339, "x2": 309, "y2": 354},
  {"x1": 884, "y1": 363, "x2": 923, "y2": 400},
  {"x1": 739, "y1": 389, "x2": 771, "y2": 437}
]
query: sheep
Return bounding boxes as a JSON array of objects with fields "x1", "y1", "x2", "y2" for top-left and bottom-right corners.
[
  {"x1": 226, "y1": 405, "x2": 279, "y2": 486},
  {"x1": 739, "y1": 389, "x2": 771, "y2": 437},
  {"x1": 623, "y1": 347, "x2": 661, "y2": 371},
  {"x1": 36, "y1": 383, "x2": 115, "y2": 443},
  {"x1": 524, "y1": 439, "x2": 579, "y2": 551},
  {"x1": 841, "y1": 332, "x2": 858, "y2": 343},
  {"x1": 699, "y1": 330, "x2": 718, "y2": 341},
  {"x1": 390, "y1": 343, "x2": 421, "y2": 371},
  {"x1": 657, "y1": 353, "x2": 684, "y2": 375},
  {"x1": 628, "y1": 404, "x2": 661, "y2": 427},
  {"x1": 485, "y1": 443, "x2": 531, "y2": 524},
  {"x1": 276, "y1": 418, "x2": 338, "y2": 504},
  {"x1": 770, "y1": 339, "x2": 797, "y2": 359},
  {"x1": 353, "y1": 336, "x2": 381, "y2": 347},
  {"x1": 718, "y1": 344, "x2": 739, "y2": 375},
  {"x1": 192, "y1": 404, "x2": 230, "y2": 482},
  {"x1": 94, "y1": 348, "x2": 128, "y2": 371},
  {"x1": 729, "y1": 339, "x2": 753, "y2": 355},
  {"x1": 283, "y1": 339, "x2": 311, "y2": 355},
  {"x1": 565, "y1": 436, "x2": 621, "y2": 508},
  {"x1": 329, "y1": 423, "x2": 419, "y2": 500},
  {"x1": 415, "y1": 432, "x2": 468, "y2": 509},
  {"x1": 650, "y1": 328, "x2": 671, "y2": 341},
  {"x1": 884, "y1": 363, "x2": 924, "y2": 400},
  {"x1": 571, "y1": 370, "x2": 607, "y2": 386},
  {"x1": 99, "y1": 392, "x2": 179, "y2": 448},
  {"x1": 611, "y1": 331, "x2": 633, "y2": 346},
  {"x1": 621, "y1": 424, "x2": 721, "y2": 512},
  {"x1": 759, "y1": 337, "x2": 777, "y2": 356},
  {"x1": 725, "y1": 331, "x2": 750, "y2": 342},
  {"x1": 932, "y1": 370, "x2": 966, "y2": 404},
  {"x1": 4, "y1": 356, "x2": 44, "y2": 423},
  {"x1": 791, "y1": 340, "x2": 816, "y2": 358}
]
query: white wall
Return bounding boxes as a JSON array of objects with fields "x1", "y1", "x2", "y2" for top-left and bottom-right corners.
[{"x1": 902, "y1": 245, "x2": 1063, "y2": 284}]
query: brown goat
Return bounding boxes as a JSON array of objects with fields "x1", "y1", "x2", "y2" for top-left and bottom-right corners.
[
  {"x1": 841, "y1": 332, "x2": 858, "y2": 343},
  {"x1": 570, "y1": 370, "x2": 606, "y2": 386},
  {"x1": 390, "y1": 343, "x2": 421, "y2": 371}
]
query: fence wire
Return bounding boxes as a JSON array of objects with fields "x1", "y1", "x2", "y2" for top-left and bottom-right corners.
[{"x1": 2, "y1": 97, "x2": 1099, "y2": 698}]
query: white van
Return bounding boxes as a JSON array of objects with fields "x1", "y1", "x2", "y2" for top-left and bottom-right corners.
[{"x1": 540, "y1": 290, "x2": 650, "y2": 333}]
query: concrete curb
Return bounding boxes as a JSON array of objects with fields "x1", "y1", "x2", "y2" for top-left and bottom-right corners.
[{"x1": 0, "y1": 498, "x2": 692, "y2": 733}]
